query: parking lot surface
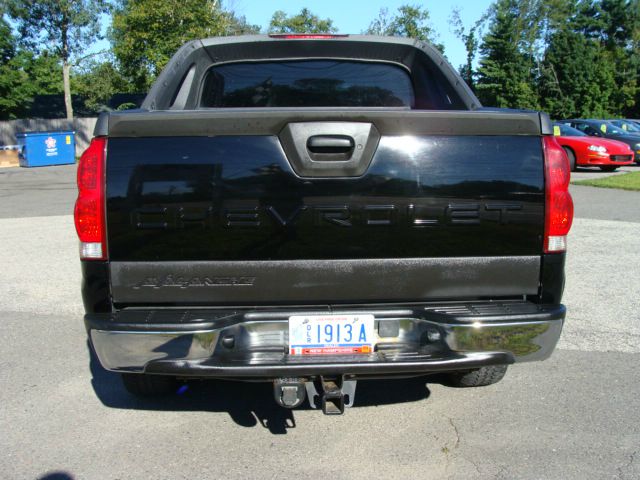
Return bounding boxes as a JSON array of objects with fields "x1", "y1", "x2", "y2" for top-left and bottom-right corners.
[{"x1": 0, "y1": 165, "x2": 638, "y2": 479}]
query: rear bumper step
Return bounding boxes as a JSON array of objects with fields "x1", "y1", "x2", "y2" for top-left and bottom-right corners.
[
  {"x1": 141, "y1": 352, "x2": 513, "y2": 378},
  {"x1": 87, "y1": 302, "x2": 565, "y2": 377}
]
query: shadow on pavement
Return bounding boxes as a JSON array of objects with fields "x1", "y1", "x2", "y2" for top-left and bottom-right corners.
[
  {"x1": 88, "y1": 342, "x2": 432, "y2": 434},
  {"x1": 37, "y1": 472, "x2": 74, "y2": 480}
]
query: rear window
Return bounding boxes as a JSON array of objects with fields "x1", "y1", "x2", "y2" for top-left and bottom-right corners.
[{"x1": 200, "y1": 60, "x2": 415, "y2": 108}]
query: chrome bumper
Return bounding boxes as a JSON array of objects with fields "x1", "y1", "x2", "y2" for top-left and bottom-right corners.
[{"x1": 88, "y1": 303, "x2": 565, "y2": 377}]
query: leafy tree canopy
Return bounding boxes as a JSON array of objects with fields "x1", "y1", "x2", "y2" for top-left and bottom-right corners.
[
  {"x1": 4, "y1": 0, "x2": 111, "y2": 119},
  {"x1": 268, "y1": 8, "x2": 337, "y2": 34},
  {"x1": 0, "y1": 15, "x2": 15, "y2": 62},
  {"x1": 475, "y1": 0, "x2": 542, "y2": 109},
  {"x1": 72, "y1": 60, "x2": 133, "y2": 112},
  {"x1": 539, "y1": 28, "x2": 617, "y2": 118},
  {"x1": 111, "y1": 0, "x2": 260, "y2": 90},
  {"x1": 5, "y1": 0, "x2": 110, "y2": 60},
  {"x1": 472, "y1": 0, "x2": 640, "y2": 116},
  {"x1": 0, "y1": 49, "x2": 63, "y2": 119},
  {"x1": 450, "y1": 8, "x2": 490, "y2": 89},
  {"x1": 366, "y1": 4, "x2": 444, "y2": 51},
  {"x1": 2, "y1": 0, "x2": 640, "y2": 120},
  {"x1": 0, "y1": 16, "x2": 25, "y2": 120}
]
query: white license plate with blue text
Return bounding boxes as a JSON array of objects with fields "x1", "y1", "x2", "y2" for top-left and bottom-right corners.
[{"x1": 288, "y1": 314, "x2": 375, "y2": 355}]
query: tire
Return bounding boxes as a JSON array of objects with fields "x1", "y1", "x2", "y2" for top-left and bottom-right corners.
[
  {"x1": 599, "y1": 166, "x2": 618, "y2": 172},
  {"x1": 444, "y1": 365, "x2": 508, "y2": 388},
  {"x1": 121, "y1": 373, "x2": 177, "y2": 397},
  {"x1": 562, "y1": 147, "x2": 576, "y2": 171}
]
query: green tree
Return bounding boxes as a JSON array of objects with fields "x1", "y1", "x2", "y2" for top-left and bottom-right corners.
[
  {"x1": 532, "y1": 0, "x2": 640, "y2": 118},
  {"x1": 539, "y1": 28, "x2": 617, "y2": 117},
  {"x1": 574, "y1": 0, "x2": 640, "y2": 116},
  {"x1": 224, "y1": 14, "x2": 262, "y2": 37},
  {"x1": 0, "y1": 15, "x2": 14, "y2": 63},
  {"x1": 268, "y1": 8, "x2": 336, "y2": 34},
  {"x1": 535, "y1": 0, "x2": 616, "y2": 118},
  {"x1": 5, "y1": 0, "x2": 111, "y2": 119},
  {"x1": 445, "y1": 0, "x2": 640, "y2": 116},
  {"x1": 366, "y1": 5, "x2": 443, "y2": 51},
  {"x1": 72, "y1": 60, "x2": 133, "y2": 112},
  {"x1": 17, "y1": 51, "x2": 64, "y2": 96},
  {"x1": 449, "y1": 8, "x2": 490, "y2": 90},
  {"x1": 476, "y1": 0, "x2": 543, "y2": 109},
  {"x1": 0, "y1": 42, "x2": 64, "y2": 119},
  {"x1": 0, "y1": 16, "x2": 25, "y2": 119},
  {"x1": 111, "y1": 0, "x2": 259, "y2": 91}
]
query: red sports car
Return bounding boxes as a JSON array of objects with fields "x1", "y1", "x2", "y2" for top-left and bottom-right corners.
[{"x1": 553, "y1": 123, "x2": 634, "y2": 171}]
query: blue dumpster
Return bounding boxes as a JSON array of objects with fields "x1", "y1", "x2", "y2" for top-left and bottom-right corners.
[{"x1": 16, "y1": 131, "x2": 76, "y2": 167}]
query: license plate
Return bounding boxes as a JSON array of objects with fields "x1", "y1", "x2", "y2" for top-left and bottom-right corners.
[{"x1": 289, "y1": 314, "x2": 375, "y2": 355}]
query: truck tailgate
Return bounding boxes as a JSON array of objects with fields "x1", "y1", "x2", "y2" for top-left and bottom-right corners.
[{"x1": 104, "y1": 110, "x2": 545, "y2": 305}]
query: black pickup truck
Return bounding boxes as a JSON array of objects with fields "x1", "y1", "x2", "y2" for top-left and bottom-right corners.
[{"x1": 76, "y1": 34, "x2": 573, "y2": 415}]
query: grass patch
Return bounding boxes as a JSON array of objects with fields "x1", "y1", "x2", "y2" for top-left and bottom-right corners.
[{"x1": 572, "y1": 171, "x2": 640, "y2": 191}]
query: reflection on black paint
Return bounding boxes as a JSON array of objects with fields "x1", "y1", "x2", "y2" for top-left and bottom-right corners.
[{"x1": 106, "y1": 135, "x2": 545, "y2": 261}]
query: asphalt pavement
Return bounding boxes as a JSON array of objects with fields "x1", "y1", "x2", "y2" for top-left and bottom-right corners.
[
  {"x1": 0, "y1": 164, "x2": 639, "y2": 480},
  {"x1": 0, "y1": 164, "x2": 77, "y2": 219}
]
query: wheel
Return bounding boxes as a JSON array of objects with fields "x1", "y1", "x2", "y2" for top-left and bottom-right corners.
[
  {"x1": 599, "y1": 166, "x2": 618, "y2": 172},
  {"x1": 562, "y1": 147, "x2": 576, "y2": 171},
  {"x1": 444, "y1": 365, "x2": 508, "y2": 388},
  {"x1": 121, "y1": 373, "x2": 177, "y2": 397}
]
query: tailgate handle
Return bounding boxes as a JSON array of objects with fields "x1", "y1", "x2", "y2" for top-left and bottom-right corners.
[
  {"x1": 306, "y1": 135, "x2": 354, "y2": 160},
  {"x1": 279, "y1": 122, "x2": 380, "y2": 177}
]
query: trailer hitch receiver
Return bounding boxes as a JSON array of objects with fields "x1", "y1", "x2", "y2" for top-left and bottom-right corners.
[{"x1": 306, "y1": 376, "x2": 358, "y2": 415}]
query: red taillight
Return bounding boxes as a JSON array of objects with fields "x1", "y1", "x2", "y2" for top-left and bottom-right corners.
[
  {"x1": 74, "y1": 137, "x2": 107, "y2": 260},
  {"x1": 543, "y1": 136, "x2": 574, "y2": 253},
  {"x1": 268, "y1": 34, "x2": 348, "y2": 39}
]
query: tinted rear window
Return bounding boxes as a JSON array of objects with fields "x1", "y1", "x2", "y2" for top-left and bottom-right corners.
[{"x1": 200, "y1": 60, "x2": 414, "y2": 108}]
